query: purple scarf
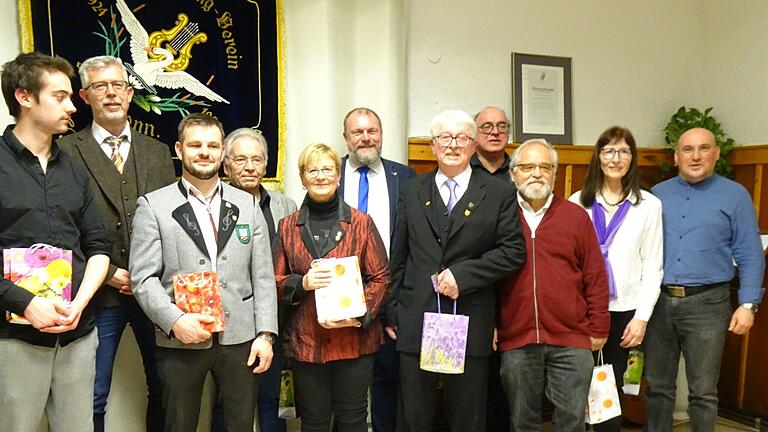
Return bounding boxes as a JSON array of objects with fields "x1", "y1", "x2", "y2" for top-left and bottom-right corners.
[{"x1": 591, "y1": 199, "x2": 631, "y2": 300}]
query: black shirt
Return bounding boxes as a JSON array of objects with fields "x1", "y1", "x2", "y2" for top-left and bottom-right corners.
[
  {"x1": 0, "y1": 125, "x2": 112, "y2": 347},
  {"x1": 258, "y1": 185, "x2": 276, "y2": 244},
  {"x1": 470, "y1": 152, "x2": 512, "y2": 181}
]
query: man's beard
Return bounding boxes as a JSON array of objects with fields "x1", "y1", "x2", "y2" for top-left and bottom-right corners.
[
  {"x1": 350, "y1": 146, "x2": 381, "y2": 166},
  {"x1": 518, "y1": 179, "x2": 552, "y2": 201},
  {"x1": 183, "y1": 158, "x2": 219, "y2": 180}
]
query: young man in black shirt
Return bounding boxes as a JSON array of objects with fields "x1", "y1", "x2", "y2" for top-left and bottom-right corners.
[{"x1": 0, "y1": 52, "x2": 111, "y2": 432}]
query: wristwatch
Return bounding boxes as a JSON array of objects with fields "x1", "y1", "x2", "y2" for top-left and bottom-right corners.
[
  {"x1": 257, "y1": 332, "x2": 276, "y2": 344},
  {"x1": 741, "y1": 303, "x2": 759, "y2": 313}
]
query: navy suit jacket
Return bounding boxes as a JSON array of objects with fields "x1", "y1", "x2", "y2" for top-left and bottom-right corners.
[{"x1": 339, "y1": 155, "x2": 416, "y2": 246}]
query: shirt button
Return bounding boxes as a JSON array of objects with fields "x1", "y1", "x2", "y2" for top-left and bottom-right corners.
[
  {"x1": 686, "y1": 197, "x2": 690, "y2": 201},
  {"x1": 677, "y1": 258, "x2": 681, "y2": 262},
  {"x1": 682, "y1": 215, "x2": 685, "y2": 219},
  {"x1": 116, "y1": 221, "x2": 122, "y2": 228},
  {"x1": 123, "y1": 196, "x2": 129, "y2": 201},
  {"x1": 199, "y1": 259, "x2": 206, "y2": 265},
  {"x1": 120, "y1": 249, "x2": 126, "y2": 256},
  {"x1": 224, "y1": 309, "x2": 230, "y2": 317},
  {"x1": 122, "y1": 180, "x2": 128, "y2": 185},
  {"x1": 127, "y1": 212, "x2": 132, "y2": 217},
  {"x1": 679, "y1": 236, "x2": 682, "y2": 239},
  {"x1": 221, "y1": 255, "x2": 228, "y2": 261},
  {"x1": 443, "y1": 227, "x2": 449, "y2": 232}
]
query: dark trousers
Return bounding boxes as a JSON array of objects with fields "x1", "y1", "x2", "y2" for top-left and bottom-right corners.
[
  {"x1": 398, "y1": 352, "x2": 489, "y2": 432},
  {"x1": 93, "y1": 298, "x2": 163, "y2": 432},
  {"x1": 156, "y1": 338, "x2": 257, "y2": 432},
  {"x1": 486, "y1": 351, "x2": 510, "y2": 432},
  {"x1": 372, "y1": 333, "x2": 399, "y2": 432},
  {"x1": 593, "y1": 310, "x2": 634, "y2": 432},
  {"x1": 210, "y1": 345, "x2": 287, "y2": 432},
  {"x1": 293, "y1": 354, "x2": 374, "y2": 432},
  {"x1": 643, "y1": 285, "x2": 731, "y2": 432}
]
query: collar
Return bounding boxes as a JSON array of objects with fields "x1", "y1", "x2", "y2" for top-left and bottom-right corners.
[
  {"x1": 517, "y1": 192, "x2": 554, "y2": 215},
  {"x1": 3, "y1": 124, "x2": 61, "y2": 160},
  {"x1": 676, "y1": 173, "x2": 717, "y2": 188},
  {"x1": 470, "y1": 152, "x2": 510, "y2": 174},
  {"x1": 91, "y1": 121, "x2": 132, "y2": 144},
  {"x1": 179, "y1": 177, "x2": 223, "y2": 200},
  {"x1": 435, "y1": 164, "x2": 472, "y2": 190},
  {"x1": 297, "y1": 193, "x2": 352, "y2": 226},
  {"x1": 258, "y1": 184, "x2": 271, "y2": 209},
  {"x1": 346, "y1": 155, "x2": 384, "y2": 175}
]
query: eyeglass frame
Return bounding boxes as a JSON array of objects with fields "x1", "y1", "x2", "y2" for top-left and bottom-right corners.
[
  {"x1": 478, "y1": 122, "x2": 510, "y2": 134},
  {"x1": 84, "y1": 80, "x2": 131, "y2": 93},
  {"x1": 304, "y1": 167, "x2": 337, "y2": 179},
  {"x1": 229, "y1": 156, "x2": 266, "y2": 168},
  {"x1": 432, "y1": 134, "x2": 473, "y2": 148},
  {"x1": 599, "y1": 148, "x2": 633, "y2": 160},
  {"x1": 514, "y1": 163, "x2": 556, "y2": 175}
]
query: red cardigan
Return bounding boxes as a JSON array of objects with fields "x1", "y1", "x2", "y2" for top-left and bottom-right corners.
[
  {"x1": 273, "y1": 202, "x2": 389, "y2": 364},
  {"x1": 497, "y1": 195, "x2": 610, "y2": 351}
]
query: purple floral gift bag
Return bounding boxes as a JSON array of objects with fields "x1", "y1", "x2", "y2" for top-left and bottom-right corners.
[{"x1": 419, "y1": 274, "x2": 469, "y2": 374}]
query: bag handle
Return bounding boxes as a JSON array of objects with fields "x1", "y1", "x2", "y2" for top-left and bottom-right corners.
[
  {"x1": 431, "y1": 273, "x2": 457, "y2": 315},
  {"x1": 596, "y1": 349, "x2": 604, "y2": 366}
]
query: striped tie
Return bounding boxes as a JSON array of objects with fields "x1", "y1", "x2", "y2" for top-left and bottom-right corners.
[{"x1": 105, "y1": 135, "x2": 127, "y2": 173}]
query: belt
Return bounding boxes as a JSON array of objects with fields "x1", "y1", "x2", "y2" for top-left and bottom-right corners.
[{"x1": 661, "y1": 282, "x2": 729, "y2": 298}]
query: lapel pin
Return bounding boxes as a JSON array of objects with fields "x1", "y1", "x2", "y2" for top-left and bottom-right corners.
[
  {"x1": 226, "y1": 202, "x2": 231, "y2": 208},
  {"x1": 425, "y1": 200, "x2": 431, "y2": 206},
  {"x1": 335, "y1": 231, "x2": 342, "y2": 242},
  {"x1": 468, "y1": 202, "x2": 475, "y2": 208},
  {"x1": 232, "y1": 215, "x2": 238, "y2": 221},
  {"x1": 464, "y1": 210, "x2": 471, "y2": 217}
]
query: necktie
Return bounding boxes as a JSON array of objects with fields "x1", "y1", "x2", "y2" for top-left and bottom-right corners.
[
  {"x1": 105, "y1": 135, "x2": 127, "y2": 173},
  {"x1": 445, "y1": 178, "x2": 458, "y2": 213},
  {"x1": 358, "y1": 166, "x2": 369, "y2": 214}
]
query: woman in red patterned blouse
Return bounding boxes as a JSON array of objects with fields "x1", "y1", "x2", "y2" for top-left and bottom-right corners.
[{"x1": 272, "y1": 143, "x2": 389, "y2": 432}]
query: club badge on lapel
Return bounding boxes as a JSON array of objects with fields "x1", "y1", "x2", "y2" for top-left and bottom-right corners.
[
  {"x1": 236, "y1": 224, "x2": 251, "y2": 244},
  {"x1": 465, "y1": 202, "x2": 475, "y2": 217}
]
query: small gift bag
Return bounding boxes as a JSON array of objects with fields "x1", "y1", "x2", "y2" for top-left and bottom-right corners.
[
  {"x1": 586, "y1": 350, "x2": 622, "y2": 424},
  {"x1": 278, "y1": 369, "x2": 298, "y2": 419},
  {"x1": 419, "y1": 274, "x2": 469, "y2": 374},
  {"x1": 622, "y1": 348, "x2": 644, "y2": 396},
  {"x1": 173, "y1": 271, "x2": 225, "y2": 332},
  {"x1": 3, "y1": 244, "x2": 73, "y2": 324},
  {"x1": 312, "y1": 256, "x2": 367, "y2": 323}
]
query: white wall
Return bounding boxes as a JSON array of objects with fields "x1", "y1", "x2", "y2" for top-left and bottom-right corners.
[{"x1": 407, "y1": 0, "x2": 716, "y2": 146}]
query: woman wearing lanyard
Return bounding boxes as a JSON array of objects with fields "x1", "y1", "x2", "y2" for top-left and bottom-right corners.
[
  {"x1": 272, "y1": 143, "x2": 389, "y2": 432},
  {"x1": 569, "y1": 126, "x2": 663, "y2": 432}
]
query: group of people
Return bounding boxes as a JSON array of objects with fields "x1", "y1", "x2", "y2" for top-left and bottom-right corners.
[{"x1": 0, "y1": 50, "x2": 763, "y2": 432}]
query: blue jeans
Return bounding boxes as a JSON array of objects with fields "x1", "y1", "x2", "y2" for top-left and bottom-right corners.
[
  {"x1": 500, "y1": 344, "x2": 593, "y2": 432},
  {"x1": 210, "y1": 345, "x2": 287, "y2": 432},
  {"x1": 643, "y1": 285, "x2": 731, "y2": 432},
  {"x1": 93, "y1": 299, "x2": 163, "y2": 432}
]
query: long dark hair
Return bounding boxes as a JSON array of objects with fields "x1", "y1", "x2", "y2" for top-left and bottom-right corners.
[{"x1": 580, "y1": 126, "x2": 642, "y2": 207}]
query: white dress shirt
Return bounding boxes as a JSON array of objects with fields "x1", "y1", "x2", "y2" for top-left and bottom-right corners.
[
  {"x1": 91, "y1": 121, "x2": 132, "y2": 162},
  {"x1": 182, "y1": 178, "x2": 222, "y2": 271},
  {"x1": 517, "y1": 192, "x2": 554, "y2": 234},
  {"x1": 569, "y1": 189, "x2": 663, "y2": 321},
  {"x1": 344, "y1": 157, "x2": 391, "y2": 254},
  {"x1": 435, "y1": 165, "x2": 472, "y2": 209}
]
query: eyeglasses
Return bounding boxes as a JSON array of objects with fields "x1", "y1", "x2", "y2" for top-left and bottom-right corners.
[
  {"x1": 478, "y1": 122, "x2": 510, "y2": 134},
  {"x1": 349, "y1": 128, "x2": 381, "y2": 138},
  {"x1": 433, "y1": 134, "x2": 472, "y2": 148},
  {"x1": 305, "y1": 167, "x2": 336, "y2": 179},
  {"x1": 600, "y1": 148, "x2": 632, "y2": 160},
  {"x1": 85, "y1": 80, "x2": 130, "y2": 93},
  {"x1": 514, "y1": 163, "x2": 555, "y2": 174},
  {"x1": 231, "y1": 156, "x2": 265, "y2": 168},
  {"x1": 677, "y1": 144, "x2": 716, "y2": 156}
]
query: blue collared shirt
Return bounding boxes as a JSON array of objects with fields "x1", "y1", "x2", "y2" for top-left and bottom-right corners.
[{"x1": 652, "y1": 175, "x2": 765, "y2": 304}]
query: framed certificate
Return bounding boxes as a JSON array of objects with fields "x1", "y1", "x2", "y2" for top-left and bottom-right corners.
[{"x1": 511, "y1": 52, "x2": 572, "y2": 144}]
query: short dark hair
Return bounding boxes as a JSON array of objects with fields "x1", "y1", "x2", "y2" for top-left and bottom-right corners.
[
  {"x1": 1, "y1": 52, "x2": 74, "y2": 118},
  {"x1": 342, "y1": 107, "x2": 382, "y2": 134},
  {"x1": 580, "y1": 126, "x2": 642, "y2": 207},
  {"x1": 177, "y1": 112, "x2": 225, "y2": 143}
]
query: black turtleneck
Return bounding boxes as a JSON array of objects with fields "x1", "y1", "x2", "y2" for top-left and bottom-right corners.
[{"x1": 307, "y1": 192, "x2": 340, "y2": 251}]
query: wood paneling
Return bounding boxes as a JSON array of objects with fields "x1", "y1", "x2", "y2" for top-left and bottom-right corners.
[{"x1": 408, "y1": 138, "x2": 768, "y2": 419}]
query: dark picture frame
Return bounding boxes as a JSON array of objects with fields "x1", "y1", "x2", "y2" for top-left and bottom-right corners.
[{"x1": 511, "y1": 52, "x2": 572, "y2": 144}]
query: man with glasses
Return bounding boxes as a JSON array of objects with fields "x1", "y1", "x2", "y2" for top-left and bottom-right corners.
[
  {"x1": 209, "y1": 127, "x2": 295, "y2": 432},
  {"x1": 497, "y1": 139, "x2": 609, "y2": 431},
  {"x1": 472, "y1": 106, "x2": 514, "y2": 185},
  {"x1": 58, "y1": 55, "x2": 174, "y2": 432},
  {"x1": 337, "y1": 106, "x2": 414, "y2": 432},
  {"x1": 644, "y1": 128, "x2": 764, "y2": 431},
  {"x1": 388, "y1": 110, "x2": 525, "y2": 431}
]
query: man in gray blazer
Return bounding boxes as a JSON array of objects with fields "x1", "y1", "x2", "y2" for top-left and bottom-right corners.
[
  {"x1": 130, "y1": 113, "x2": 278, "y2": 432},
  {"x1": 58, "y1": 55, "x2": 175, "y2": 432},
  {"x1": 209, "y1": 127, "x2": 296, "y2": 432}
]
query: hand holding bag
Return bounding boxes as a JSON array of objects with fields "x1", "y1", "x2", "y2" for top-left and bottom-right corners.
[
  {"x1": 586, "y1": 350, "x2": 622, "y2": 424},
  {"x1": 419, "y1": 274, "x2": 469, "y2": 374}
]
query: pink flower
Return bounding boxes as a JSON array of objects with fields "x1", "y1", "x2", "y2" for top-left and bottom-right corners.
[{"x1": 23, "y1": 247, "x2": 64, "y2": 269}]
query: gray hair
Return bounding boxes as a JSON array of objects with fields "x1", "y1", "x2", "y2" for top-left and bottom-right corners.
[
  {"x1": 223, "y1": 127, "x2": 269, "y2": 162},
  {"x1": 510, "y1": 138, "x2": 558, "y2": 170},
  {"x1": 429, "y1": 109, "x2": 477, "y2": 138},
  {"x1": 78, "y1": 55, "x2": 129, "y2": 88},
  {"x1": 473, "y1": 106, "x2": 510, "y2": 124}
]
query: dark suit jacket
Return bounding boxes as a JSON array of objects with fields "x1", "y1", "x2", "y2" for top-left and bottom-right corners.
[
  {"x1": 389, "y1": 168, "x2": 526, "y2": 357},
  {"x1": 58, "y1": 126, "x2": 175, "y2": 308},
  {"x1": 339, "y1": 155, "x2": 416, "y2": 244}
]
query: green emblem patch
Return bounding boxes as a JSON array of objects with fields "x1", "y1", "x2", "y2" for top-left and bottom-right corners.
[{"x1": 236, "y1": 224, "x2": 251, "y2": 244}]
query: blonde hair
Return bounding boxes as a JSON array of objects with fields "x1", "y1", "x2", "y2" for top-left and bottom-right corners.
[{"x1": 297, "y1": 143, "x2": 341, "y2": 178}]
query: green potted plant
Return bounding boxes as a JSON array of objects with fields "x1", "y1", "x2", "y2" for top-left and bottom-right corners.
[{"x1": 663, "y1": 106, "x2": 735, "y2": 177}]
